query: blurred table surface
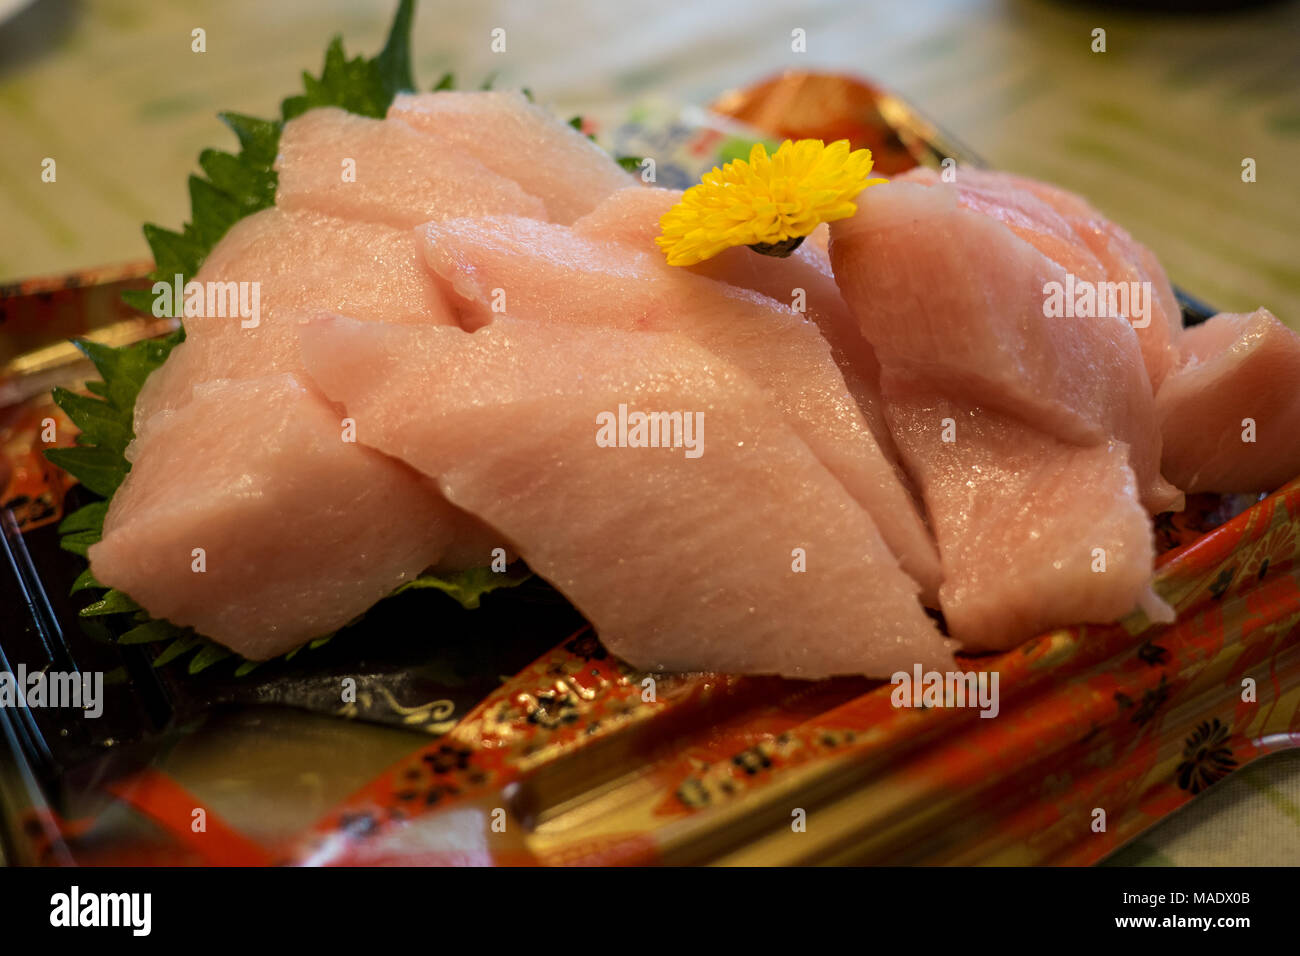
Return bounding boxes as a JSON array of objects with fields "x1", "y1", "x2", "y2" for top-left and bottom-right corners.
[{"x1": 1, "y1": 0, "x2": 1298, "y2": 865}]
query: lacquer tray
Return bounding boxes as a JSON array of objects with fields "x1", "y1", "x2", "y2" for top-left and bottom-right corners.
[{"x1": 1, "y1": 72, "x2": 1295, "y2": 867}]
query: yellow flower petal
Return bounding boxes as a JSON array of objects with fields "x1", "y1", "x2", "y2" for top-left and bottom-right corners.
[{"x1": 656, "y1": 138, "x2": 882, "y2": 266}]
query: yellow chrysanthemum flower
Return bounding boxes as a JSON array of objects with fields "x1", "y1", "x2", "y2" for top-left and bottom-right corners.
[{"x1": 656, "y1": 139, "x2": 884, "y2": 267}]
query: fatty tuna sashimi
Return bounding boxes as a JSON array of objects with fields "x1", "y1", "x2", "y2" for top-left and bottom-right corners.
[
  {"x1": 420, "y1": 215, "x2": 943, "y2": 598},
  {"x1": 899, "y1": 167, "x2": 1181, "y2": 389},
  {"x1": 981, "y1": 171, "x2": 1182, "y2": 388},
  {"x1": 568, "y1": 184, "x2": 675, "y2": 247},
  {"x1": 1156, "y1": 308, "x2": 1300, "y2": 493},
  {"x1": 90, "y1": 374, "x2": 479, "y2": 660},
  {"x1": 572, "y1": 187, "x2": 894, "y2": 450},
  {"x1": 830, "y1": 179, "x2": 1181, "y2": 514},
  {"x1": 884, "y1": 379, "x2": 1162, "y2": 651},
  {"x1": 387, "y1": 91, "x2": 632, "y2": 224},
  {"x1": 186, "y1": 207, "x2": 455, "y2": 333},
  {"x1": 133, "y1": 206, "x2": 457, "y2": 434},
  {"x1": 275, "y1": 107, "x2": 546, "y2": 228},
  {"x1": 299, "y1": 315, "x2": 955, "y2": 678},
  {"x1": 895, "y1": 167, "x2": 1109, "y2": 284}
]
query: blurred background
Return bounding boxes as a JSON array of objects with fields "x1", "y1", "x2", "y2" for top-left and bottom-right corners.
[
  {"x1": 1, "y1": 0, "x2": 1298, "y2": 326},
  {"x1": 1, "y1": 0, "x2": 1298, "y2": 865}
]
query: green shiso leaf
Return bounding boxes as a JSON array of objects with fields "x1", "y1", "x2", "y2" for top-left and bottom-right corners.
[
  {"x1": 58, "y1": 501, "x2": 108, "y2": 535},
  {"x1": 153, "y1": 634, "x2": 202, "y2": 668},
  {"x1": 46, "y1": 329, "x2": 185, "y2": 499},
  {"x1": 44, "y1": 446, "x2": 128, "y2": 499},
  {"x1": 187, "y1": 643, "x2": 233, "y2": 675},
  {"x1": 373, "y1": 0, "x2": 417, "y2": 99},
  {"x1": 392, "y1": 563, "x2": 533, "y2": 610},
  {"x1": 218, "y1": 112, "x2": 281, "y2": 166},
  {"x1": 79, "y1": 589, "x2": 142, "y2": 617},
  {"x1": 70, "y1": 567, "x2": 102, "y2": 595},
  {"x1": 40, "y1": 1, "x2": 518, "y2": 677},
  {"x1": 283, "y1": 38, "x2": 388, "y2": 121},
  {"x1": 71, "y1": 332, "x2": 185, "y2": 415},
  {"x1": 57, "y1": 531, "x2": 100, "y2": 559},
  {"x1": 57, "y1": 502, "x2": 109, "y2": 558},
  {"x1": 118, "y1": 619, "x2": 181, "y2": 645},
  {"x1": 50, "y1": 389, "x2": 132, "y2": 457},
  {"x1": 281, "y1": 0, "x2": 415, "y2": 122}
]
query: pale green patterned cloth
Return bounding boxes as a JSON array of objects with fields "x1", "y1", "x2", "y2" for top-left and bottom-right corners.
[
  {"x1": 0, "y1": 0, "x2": 1297, "y2": 864},
  {"x1": 1105, "y1": 751, "x2": 1300, "y2": 866}
]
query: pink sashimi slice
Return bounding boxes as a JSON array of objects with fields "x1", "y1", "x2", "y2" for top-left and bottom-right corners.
[
  {"x1": 387, "y1": 91, "x2": 632, "y2": 224},
  {"x1": 90, "y1": 373, "x2": 486, "y2": 660},
  {"x1": 830, "y1": 179, "x2": 1181, "y2": 515},
  {"x1": 897, "y1": 167, "x2": 1182, "y2": 391},
  {"x1": 132, "y1": 206, "x2": 458, "y2": 434},
  {"x1": 275, "y1": 107, "x2": 547, "y2": 228},
  {"x1": 298, "y1": 314, "x2": 955, "y2": 678},
  {"x1": 568, "y1": 184, "x2": 676, "y2": 247},
  {"x1": 884, "y1": 378, "x2": 1162, "y2": 651},
  {"x1": 571, "y1": 186, "x2": 895, "y2": 452},
  {"x1": 895, "y1": 167, "x2": 1109, "y2": 284},
  {"x1": 419, "y1": 214, "x2": 944, "y2": 600},
  {"x1": 990, "y1": 172, "x2": 1183, "y2": 389},
  {"x1": 1156, "y1": 308, "x2": 1300, "y2": 493},
  {"x1": 126, "y1": 207, "x2": 503, "y2": 582}
]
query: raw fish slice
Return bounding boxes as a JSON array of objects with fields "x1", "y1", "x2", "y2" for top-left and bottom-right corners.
[
  {"x1": 90, "y1": 374, "x2": 469, "y2": 660},
  {"x1": 188, "y1": 207, "x2": 455, "y2": 333},
  {"x1": 884, "y1": 378, "x2": 1160, "y2": 651},
  {"x1": 830, "y1": 180, "x2": 1180, "y2": 514},
  {"x1": 1000, "y1": 175, "x2": 1182, "y2": 388},
  {"x1": 896, "y1": 167, "x2": 1108, "y2": 285},
  {"x1": 569, "y1": 184, "x2": 676, "y2": 247},
  {"x1": 387, "y1": 91, "x2": 632, "y2": 224},
  {"x1": 572, "y1": 187, "x2": 895, "y2": 451},
  {"x1": 133, "y1": 206, "x2": 457, "y2": 434},
  {"x1": 906, "y1": 167, "x2": 1183, "y2": 388},
  {"x1": 1156, "y1": 308, "x2": 1300, "y2": 493},
  {"x1": 695, "y1": 230, "x2": 894, "y2": 453},
  {"x1": 420, "y1": 215, "x2": 943, "y2": 598},
  {"x1": 299, "y1": 315, "x2": 955, "y2": 678},
  {"x1": 275, "y1": 107, "x2": 546, "y2": 228}
]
